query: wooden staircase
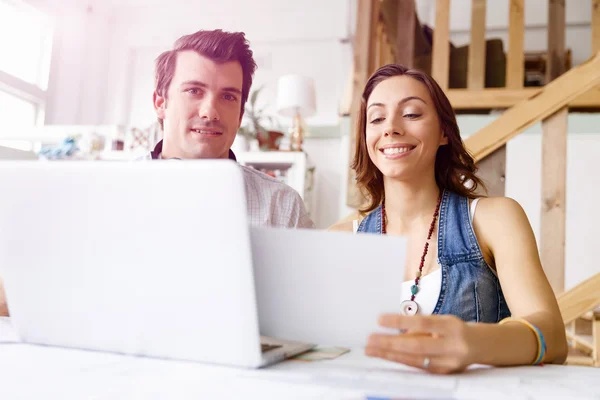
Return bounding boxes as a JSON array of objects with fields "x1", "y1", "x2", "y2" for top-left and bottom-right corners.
[{"x1": 557, "y1": 273, "x2": 600, "y2": 366}]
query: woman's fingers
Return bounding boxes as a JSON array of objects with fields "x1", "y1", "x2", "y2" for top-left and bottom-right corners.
[
  {"x1": 378, "y1": 314, "x2": 467, "y2": 338},
  {"x1": 368, "y1": 314, "x2": 473, "y2": 373},
  {"x1": 364, "y1": 346, "x2": 464, "y2": 374},
  {"x1": 367, "y1": 333, "x2": 450, "y2": 356}
]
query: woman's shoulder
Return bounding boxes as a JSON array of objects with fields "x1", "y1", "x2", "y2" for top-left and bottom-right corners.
[
  {"x1": 472, "y1": 196, "x2": 529, "y2": 230},
  {"x1": 474, "y1": 196, "x2": 524, "y2": 214},
  {"x1": 448, "y1": 190, "x2": 523, "y2": 214},
  {"x1": 327, "y1": 211, "x2": 365, "y2": 232}
]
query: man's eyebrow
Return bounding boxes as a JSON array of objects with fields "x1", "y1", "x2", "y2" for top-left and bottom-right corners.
[
  {"x1": 180, "y1": 80, "x2": 207, "y2": 88},
  {"x1": 367, "y1": 96, "x2": 427, "y2": 110},
  {"x1": 180, "y1": 80, "x2": 242, "y2": 95},
  {"x1": 222, "y1": 87, "x2": 242, "y2": 95}
]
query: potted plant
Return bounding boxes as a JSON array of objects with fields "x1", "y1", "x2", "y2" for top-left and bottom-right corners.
[{"x1": 237, "y1": 86, "x2": 283, "y2": 151}]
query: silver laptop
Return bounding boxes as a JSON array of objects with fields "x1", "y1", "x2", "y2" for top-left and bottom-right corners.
[{"x1": 0, "y1": 160, "x2": 313, "y2": 368}]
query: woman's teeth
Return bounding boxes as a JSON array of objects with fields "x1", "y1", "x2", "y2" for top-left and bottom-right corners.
[{"x1": 382, "y1": 147, "x2": 411, "y2": 155}]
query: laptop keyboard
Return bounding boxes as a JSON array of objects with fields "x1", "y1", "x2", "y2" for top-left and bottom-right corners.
[{"x1": 261, "y1": 343, "x2": 282, "y2": 353}]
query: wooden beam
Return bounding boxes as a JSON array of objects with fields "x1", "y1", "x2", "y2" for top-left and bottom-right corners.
[
  {"x1": 475, "y1": 145, "x2": 506, "y2": 196},
  {"x1": 592, "y1": 0, "x2": 600, "y2": 54},
  {"x1": 431, "y1": 0, "x2": 450, "y2": 89},
  {"x1": 541, "y1": 107, "x2": 567, "y2": 293},
  {"x1": 467, "y1": 0, "x2": 506, "y2": 196},
  {"x1": 566, "y1": 331, "x2": 595, "y2": 354},
  {"x1": 375, "y1": 21, "x2": 383, "y2": 70},
  {"x1": 379, "y1": 0, "x2": 398, "y2": 50},
  {"x1": 506, "y1": 0, "x2": 525, "y2": 89},
  {"x1": 395, "y1": 0, "x2": 415, "y2": 67},
  {"x1": 346, "y1": 0, "x2": 379, "y2": 208},
  {"x1": 385, "y1": 34, "x2": 396, "y2": 65},
  {"x1": 541, "y1": 0, "x2": 567, "y2": 294},
  {"x1": 546, "y1": 0, "x2": 566, "y2": 81},
  {"x1": 566, "y1": 354, "x2": 595, "y2": 366},
  {"x1": 468, "y1": 0, "x2": 487, "y2": 89},
  {"x1": 464, "y1": 52, "x2": 600, "y2": 161},
  {"x1": 593, "y1": 316, "x2": 600, "y2": 366},
  {"x1": 447, "y1": 86, "x2": 600, "y2": 109},
  {"x1": 557, "y1": 273, "x2": 600, "y2": 325},
  {"x1": 367, "y1": 0, "x2": 382, "y2": 75}
]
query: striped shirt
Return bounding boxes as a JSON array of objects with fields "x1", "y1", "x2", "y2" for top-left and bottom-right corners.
[{"x1": 141, "y1": 141, "x2": 314, "y2": 229}]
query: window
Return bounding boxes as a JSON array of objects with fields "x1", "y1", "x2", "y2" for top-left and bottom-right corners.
[
  {"x1": 0, "y1": 90, "x2": 38, "y2": 127},
  {"x1": 0, "y1": 0, "x2": 52, "y2": 89},
  {"x1": 0, "y1": 0, "x2": 52, "y2": 149}
]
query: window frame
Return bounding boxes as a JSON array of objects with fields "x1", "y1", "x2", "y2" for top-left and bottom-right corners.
[{"x1": 0, "y1": 0, "x2": 53, "y2": 130}]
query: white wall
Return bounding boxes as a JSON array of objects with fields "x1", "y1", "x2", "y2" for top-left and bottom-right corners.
[
  {"x1": 40, "y1": 0, "x2": 597, "y2": 126},
  {"x1": 28, "y1": 0, "x2": 113, "y2": 124},
  {"x1": 102, "y1": 0, "x2": 353, "y2": 128},
  {"x1": 416, "y1": 0, "x2": 595, "y2": 66},
  {"x1": 506, "y1": 133, "x2": 599, "y2": 290},
  {"x1": 462, "y1": 114, "x2": 600, "y2": 290}
]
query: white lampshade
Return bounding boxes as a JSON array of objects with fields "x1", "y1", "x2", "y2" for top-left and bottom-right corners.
[{"x1": 275, "y1": 74, "x2": 316, "y2": 118}]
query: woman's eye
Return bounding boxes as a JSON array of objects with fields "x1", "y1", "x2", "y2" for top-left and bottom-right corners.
[
  {"x1": 370, "y1": 117, "x2": 384, "y2": 124},
  {"x1": 403, "y1": 113, "x2": 421, "y2": 119}
]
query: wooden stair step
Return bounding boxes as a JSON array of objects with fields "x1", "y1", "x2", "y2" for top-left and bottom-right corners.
[{"x1": 566, "y1": 354, "x2": 595, "y2": 366}]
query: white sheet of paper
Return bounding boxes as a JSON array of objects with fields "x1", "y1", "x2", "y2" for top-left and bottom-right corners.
[{"x1": 0, "y1": 317, "x2": 18, "y2": 342}]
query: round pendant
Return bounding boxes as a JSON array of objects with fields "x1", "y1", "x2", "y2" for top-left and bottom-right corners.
[{"x1": 400, "y1": 300, "x2": 419, "y2": 316}]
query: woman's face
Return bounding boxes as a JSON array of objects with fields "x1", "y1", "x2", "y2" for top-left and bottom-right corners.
[{"x1": 365, "y1": 75, "x2": 448, "y2": 181}]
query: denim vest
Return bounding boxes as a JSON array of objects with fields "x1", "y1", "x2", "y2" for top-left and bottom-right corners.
[{"x1": 357, "y1": 190, "x2": 511, "y2": 323}]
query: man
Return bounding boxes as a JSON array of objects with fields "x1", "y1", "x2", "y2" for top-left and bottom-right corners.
[
  {"x1": 145, "y1": 29, "x2": 313, "y2": 229},
  {"x1": 0, "y1": 30, "x2": 314, "y2": 318}
]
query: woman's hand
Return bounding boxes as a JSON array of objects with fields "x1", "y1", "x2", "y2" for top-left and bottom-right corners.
[{"x1": 365, "y1": 314, "x2": 476, "y2": 374}]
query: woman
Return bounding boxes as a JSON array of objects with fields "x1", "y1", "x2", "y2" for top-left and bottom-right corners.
[{"x1": 330, "y1": 64, "x2": 567, "y2": 374}]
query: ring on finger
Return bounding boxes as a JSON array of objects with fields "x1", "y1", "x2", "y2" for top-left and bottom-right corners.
[{"x1": 423, "y1": 357, "x2": 431, "y2": 369}]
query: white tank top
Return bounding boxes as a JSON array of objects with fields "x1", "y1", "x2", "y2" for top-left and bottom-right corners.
[{"x1": 354, "y1": 198, "x2": 481, "y2": 315}]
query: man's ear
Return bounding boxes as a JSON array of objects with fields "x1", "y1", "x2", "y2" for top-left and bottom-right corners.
[
  {"x1": 237, "y1": 108, "x2": 245, "y2": 130},
  {"x1": 153, "y1": 91, "x2": 166, "y2": 120}
]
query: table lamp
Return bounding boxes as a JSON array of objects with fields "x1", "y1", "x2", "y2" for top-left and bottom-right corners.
[{"x1": 275, "y1": 74, "x2": 316, "y2": 151}]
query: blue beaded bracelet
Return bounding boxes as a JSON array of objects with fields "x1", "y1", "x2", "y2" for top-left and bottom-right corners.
[{"x1": 499, "y1": 317, "x2": 547, "y2": 365}]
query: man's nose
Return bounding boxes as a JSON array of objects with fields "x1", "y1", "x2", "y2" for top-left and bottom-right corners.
[{"x1": 199, "y1": 96, "x2": 220, "y2": 121}]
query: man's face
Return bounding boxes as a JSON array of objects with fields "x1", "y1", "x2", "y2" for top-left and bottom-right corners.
[{"x1": 154, "y1": 51, "x2": 244, "y2": 159}]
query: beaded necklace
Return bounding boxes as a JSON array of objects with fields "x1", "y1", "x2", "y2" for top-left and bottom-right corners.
[{"x1": 381, "y1": 193, "x2": 442, "y2": 315}]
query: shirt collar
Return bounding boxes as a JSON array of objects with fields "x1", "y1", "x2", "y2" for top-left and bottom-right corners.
[{"x1": 150, "y1": 140, "x2": 237, "y2": 161}]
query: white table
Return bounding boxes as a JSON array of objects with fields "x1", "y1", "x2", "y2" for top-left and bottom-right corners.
[{"x1": 1, "y1": 317, "x2": 599, "y2": 399}]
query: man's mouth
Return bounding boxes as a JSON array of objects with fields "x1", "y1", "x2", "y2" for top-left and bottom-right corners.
[{"x1": 190, "y1": 128, "x2": 222, "y2": 135}]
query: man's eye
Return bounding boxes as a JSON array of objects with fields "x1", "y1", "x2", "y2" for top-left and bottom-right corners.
[
  {"x1": 223, "y1": 93, "x2": 236, "y2": 101},
  {"x1": 186, "y1": 88, "x2": 200, "y2": 95}
]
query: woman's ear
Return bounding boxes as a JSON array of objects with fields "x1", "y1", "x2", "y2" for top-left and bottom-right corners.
[{"x1": 440, "y1": 130, "x2": 449, "y2": 146}]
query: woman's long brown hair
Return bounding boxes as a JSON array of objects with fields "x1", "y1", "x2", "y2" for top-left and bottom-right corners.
[{"x1": 352, "y1": 64, "x2": 485, "y2": 213}]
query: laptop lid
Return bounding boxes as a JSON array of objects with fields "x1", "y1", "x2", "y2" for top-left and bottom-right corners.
[
  {"x1": 251, "y1": 226, "x2": 407, "y2": 348},
  {"x1": 0, "y1": 160, "x2": 264, "y2": 368}
]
